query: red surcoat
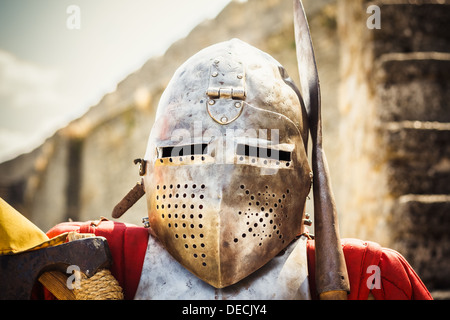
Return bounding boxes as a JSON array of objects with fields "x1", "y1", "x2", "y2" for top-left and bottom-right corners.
[{"x1": 45, "y1": 220, "x2": 432, "y2": 300}]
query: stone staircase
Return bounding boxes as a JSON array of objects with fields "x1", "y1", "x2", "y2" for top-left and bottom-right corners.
[
  {"x1": 374, "y1": 2, "x2": 450, "y2": 294},
  {"x1": 337, "y1": 0, "x2": 450, "y2": 297}
]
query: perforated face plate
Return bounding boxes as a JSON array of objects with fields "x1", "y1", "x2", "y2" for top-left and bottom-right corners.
[
  {"x1": 232, "y1": 184, "x2": 290, "y2": 247},
  {"x1": 217, "y1": 172, "x2": 308, "y2": 286},
  {"x1": 149, "y1": 167, "x2": 221, "y2": 286},
  {"x1": 153, "y1": 181, "x2": 292, "y2": 269},
  {"x1": 154, "y1": 182, "x2": 216, "y2": 275},
  {"x1": 145, "y1": 152, "x2": 310, "y2": 288}
]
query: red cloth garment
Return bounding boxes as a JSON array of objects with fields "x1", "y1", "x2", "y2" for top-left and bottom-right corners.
[
  {"x1": 46, "y1": 220, "x2": 149, "y2": 300},
  {"x1": 306, "y1": 238, "x2": 433, "y2": 300},
  {"x1": 45, "y1": 221, "x2": 431, "y2": 300}
]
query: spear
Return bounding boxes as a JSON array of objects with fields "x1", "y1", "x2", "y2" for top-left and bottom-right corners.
[{"x1": 293, "y1": 0, "x2": 350, "y2": 300}]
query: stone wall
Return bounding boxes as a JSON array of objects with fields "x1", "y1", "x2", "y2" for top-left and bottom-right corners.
[{"x1": 337, "y1": 0, "x2": 450, "y2": 291}]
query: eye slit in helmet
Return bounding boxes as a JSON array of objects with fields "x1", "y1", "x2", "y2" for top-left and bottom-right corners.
[
  {"x1": 236, "y1": 144, "x2": 292, "y2": 162},
  {"x1": 158, "y1": 143, "x2": 208, "y2": 159}
]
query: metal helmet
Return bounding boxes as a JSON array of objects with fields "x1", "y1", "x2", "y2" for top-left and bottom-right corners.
[{"x1": 140, "y1": 38, "x2": 312, "y2": 288}]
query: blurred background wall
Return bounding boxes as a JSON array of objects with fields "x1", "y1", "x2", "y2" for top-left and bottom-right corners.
[{"x1": 0, "y1": 0, "x2": 449, "y2": 297}]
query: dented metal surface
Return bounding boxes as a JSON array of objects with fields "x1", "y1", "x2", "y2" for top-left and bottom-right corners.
[{"x1": 142, "y1": 39, "x2": 312, "y2": 288}]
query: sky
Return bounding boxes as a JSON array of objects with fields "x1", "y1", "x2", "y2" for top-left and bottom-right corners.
[{"x1": 0, "y1": 0, "x2": 234, "y2": 162}]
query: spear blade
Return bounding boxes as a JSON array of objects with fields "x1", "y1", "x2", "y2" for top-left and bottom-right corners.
[{"x1": 293, "y1": 0, "x2": 350, "y2": 299}]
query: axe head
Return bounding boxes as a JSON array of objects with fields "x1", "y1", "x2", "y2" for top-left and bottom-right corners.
[{"x1": 0, "y1": 237, "x2": 112, "y2": 300}]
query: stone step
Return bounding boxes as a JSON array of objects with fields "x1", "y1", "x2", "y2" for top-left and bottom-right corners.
[
  {"x1": 382, "y1": 121, "x2": 450, "y2": 195},
  {"x1": 430, "y1": 290, "x2": 450, "y2": 300},
  {"x1": 392, "y1": 194, "x2": 450, "y2": 237},
  {"x1": 391, "y1": 194, "x2": 450, "y2": 290},
  {"x1": 371, "y1": 2, "x2": 450, "y2": 56},
  {"x1": 376, "y1": 55, "x2": 450, "y2": 123}
]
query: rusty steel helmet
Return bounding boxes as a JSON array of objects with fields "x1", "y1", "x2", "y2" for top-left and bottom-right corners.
[{"x1": 137, "y1": 38, "x2": 312, "y2": 288}]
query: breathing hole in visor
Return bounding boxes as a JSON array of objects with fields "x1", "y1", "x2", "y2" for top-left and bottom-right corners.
[{"x1": 236, "y1": 144, "x2": 291, "y2": 162}]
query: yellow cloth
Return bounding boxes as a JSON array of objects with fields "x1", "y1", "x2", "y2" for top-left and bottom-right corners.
[{"x1": 0, "y1": 197, "x2": 66, "y2": 255}]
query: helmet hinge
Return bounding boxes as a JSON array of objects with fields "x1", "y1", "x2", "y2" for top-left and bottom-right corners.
[{"x1": 206, "y1": 56, "x2": 246, "y2": 125}]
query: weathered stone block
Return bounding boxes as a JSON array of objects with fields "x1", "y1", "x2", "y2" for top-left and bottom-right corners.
[
  {"x1": 376, "y1": 58, "x2": 450, "y2": 122},
  {"x1": 373, "y1": 3, "x2": 450, "y2": 56},
  {"x1": 383, "y1": 123, "x2": 450, "y2": 195},
  {"x1": 392, "y1": 195, "x2": 450, "y2": 289},
  {"x1": 392, "y1": 195, "x2": 450, "y2": 238}
]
